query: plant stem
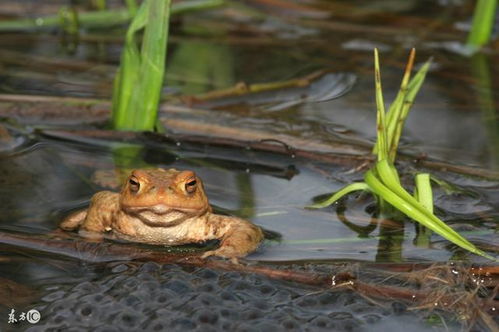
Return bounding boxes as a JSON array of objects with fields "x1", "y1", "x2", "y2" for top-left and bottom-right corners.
[{"x1": 0, "y1": 0, "x2": 225, "y2": 31}]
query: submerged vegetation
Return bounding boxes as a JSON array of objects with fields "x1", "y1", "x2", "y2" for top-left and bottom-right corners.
[{"x1": 310, "y1": 49, "x2": 496, "y2": 262}]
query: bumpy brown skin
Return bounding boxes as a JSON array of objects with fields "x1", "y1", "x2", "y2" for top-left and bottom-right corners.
[{"x1": 60, "y1": 168, "x2": 264, "y2": 259}]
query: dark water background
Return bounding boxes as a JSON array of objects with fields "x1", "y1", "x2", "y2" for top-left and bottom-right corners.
[{"x1": 0, "y1": 0, "x2": 497, "y2": 330}]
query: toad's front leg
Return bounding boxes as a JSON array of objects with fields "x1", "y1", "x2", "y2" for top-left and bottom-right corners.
[
  {"x1": 201, "y1": 215, "x2": 264, "y2": 259},
  {"x1": 60, "y1": 191, "x2": 120, "y2": 240}
]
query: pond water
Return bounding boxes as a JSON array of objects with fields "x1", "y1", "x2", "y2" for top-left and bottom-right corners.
[{"x1": 0, "y1": 0, "x2": 497, "y2": 331}]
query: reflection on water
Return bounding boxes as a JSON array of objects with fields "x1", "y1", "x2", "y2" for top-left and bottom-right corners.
[
  {"x1": 0, "y1": 134, "x2": 495, "y2": 330},
  {"x1": 0, "y1": 134, "x2": 496, "y2": 263},
  {"x1": 0, "y1": 1, "x2": 498, "y2": 330}
]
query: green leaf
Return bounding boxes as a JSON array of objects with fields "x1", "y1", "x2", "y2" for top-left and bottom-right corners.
[
  {"x1": 111, "y1": 1, "x2": 147, "y2": 129},
  {"x1": 467, "y1": 0, "x2": 498, "y2": 49},
  {"x1": 415, "y1": 173, "x2": 433, "y2": 214},
  {"x1": 385, "y1": 49, "x2": 415, "y2": 161},
  {"x1": 413, "y1": 173, "x2": 433, "y2": 248},
  {"x1": 112, "y1": 0, "x2": 170, "y2": 131},
  {"x1": 388, "y1": 57, "x2": 431, "y2": 161},
  {"x1": 307, "y1": 182, "x2": 369, "y2": 209},
  {"x1": 373, "y1": 49, "x2": 388, "y2": 161},
  {"x1": 366, "y1": 160, "x2": 495, "y2": 260},
  {"x1": 129, "y1": 0, "x2": 170, "y2": 130}
]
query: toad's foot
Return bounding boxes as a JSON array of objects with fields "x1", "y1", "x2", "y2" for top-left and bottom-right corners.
[{"x1": 201, "y1": 219, "x2": 264, "y2": 259}]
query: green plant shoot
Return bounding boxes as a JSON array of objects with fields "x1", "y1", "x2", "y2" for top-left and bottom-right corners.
[
  {"x1": 466, "y1": 0, "x2": 498, "y2": 50},
  {"x1": 112, "y1": 0, "x2": 170, "y2": 131},
  {"x1": 309, "y1": 49, "x2": 496, "y2": 261}
]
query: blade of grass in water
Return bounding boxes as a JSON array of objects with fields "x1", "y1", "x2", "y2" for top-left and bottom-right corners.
[
  {"x1": 379, "y1": 48, "x2": 414, "y2": 161},
  {"x1": 309, "y1": 49, "x2": 495, "y2": 261},
  {"x1": 413, "y1": 173, "x2": 433, "y2": 247},
  {"x1": 112, "y1": 0, "x2": 170, "y2": 131},
  {"x1": 415, "y1": 173, "x2": 433, "y2": 214},
  {"x1": 466, "y1": 0, "x2": 498, "y2": 49},
  {"x1": 307, "y1": 183, "x2": 369, "y2": 209},
  {"x1": 389, "y1": 59, "x2": 431, "y2": 161},
  {"x1": 0, "y1": 0, "x2": 225, "y2": 31},
  {"x1": 130, "y1": 0, "x2": 170, "y2": 130},
  {"x1": 373, "y1": 50, "x2": 431, "y2": 162},
  {"x1": 111, "y1": 2, "x2": 147, "y2": 129},
  {"x1": 367, "y1": 160, "x2": 494, "y2": 260},
  {"x1": 373, "y1": 49, "x2": 388, "y2": 162}
]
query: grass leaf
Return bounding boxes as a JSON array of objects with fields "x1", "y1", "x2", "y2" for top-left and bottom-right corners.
[
  {"x1": 385, "y1": 49, "x2": 415, "y2": 161},
  {"x1": 415, "y1": 173, "x2": 433, "y2": 214},
  {"x1": 112, "y1": 0, "x2": 170, "y2": 131},
  {"x1": 368, "y1": 160, "x2": 494, "y2": 260},
  {"x1": 310, "y1": 49, "x2": 495, "y2": 261},
  {"x1": 374, "y1": 49, "x2": 388, "y2": 161},
  {"x1": 307, "y1": 182, "x2": 369, "y2": 209},
  {"x1": 388, "y1": 58, "x2": 431, "y2": 161},
  {"x1": 466, "y1": 0, "x2": 498, "y2": 49}
]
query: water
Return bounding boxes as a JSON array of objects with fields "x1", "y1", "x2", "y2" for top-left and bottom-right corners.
[
  {"x1": 0, "y1": 0, "x2": 497, "y2": 330},
  {"x1": 3, "y1": 133, "x2": 495, "y2": 262},
  {"x1": 0, "y1": 131, "x2": 496, "y2": 330}
]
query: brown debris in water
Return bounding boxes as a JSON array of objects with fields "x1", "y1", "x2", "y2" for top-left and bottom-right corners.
[
  {"x1": 353, "y1": 263, "x2": 499, "y2": 330},
  {"x1": 0, "y1": 230, "x2": 497, "y2": 329}
]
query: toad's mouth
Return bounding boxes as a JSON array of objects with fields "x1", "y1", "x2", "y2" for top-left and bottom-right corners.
[{"x1": 122, "y1": 205, "x2": 207, "y2": 227}]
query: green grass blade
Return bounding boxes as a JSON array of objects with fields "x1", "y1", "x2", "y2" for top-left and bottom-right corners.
[
  {"x1": 402, "y1": 59, "x2": 432, "y2": 121},
  {"x1": 369, "y1": 160, "x2": 495, "y2": 260},
  {"x1": 373, "y1": 49, "x2": 388, "y2": 161},
  {"x1": 307, "y1": 182, "x2": 369, "y2": 209},
  {"x1": 388, "y1": 58, "x2": 431, "y2": 161},
  {"x1": 111, "y1": 1, "x2": 147, "y2": 129},
  {"x1": 415, "y1": 173, "x2": 433, "y2": 214},
  {"x1": 128, "y1": 0, "x2": 171, "y2": 130},
  {"x1": 385, "y1": 49, "x2": 415, "y2": 162},
  {"x1": 112, "y1": 0, "x2": 171, "y2": 131},
  {"x1": 171, "y1": 0, "x2": 225, "y2": 14},
  {"x1": 466, "y1": 0, "x2": 498, "y2": 49},
  {"x1": 413, "y1": 173, "x2": 433, "y2": 247}
]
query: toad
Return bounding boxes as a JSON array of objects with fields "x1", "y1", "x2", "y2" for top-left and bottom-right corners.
[{"x1": 60, "y1": 168, "x2": 264, "y2": 258}]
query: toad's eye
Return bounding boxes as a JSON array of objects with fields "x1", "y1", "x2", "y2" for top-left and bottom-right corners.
[
  {"x1": 129, "y1": 178, "x2": 140, "y2": 193},
  {"x1": 185, "y1": 179, "x2": 197, "y2": 194}
]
